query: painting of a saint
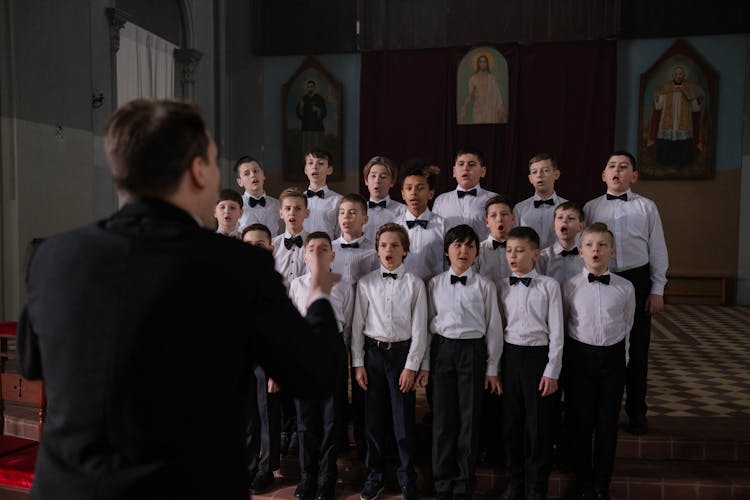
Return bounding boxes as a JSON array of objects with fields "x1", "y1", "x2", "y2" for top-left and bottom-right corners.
[
  {"x1": 457, "y1": 47, "x2": 508, "y2": 125},
  {"x1": 637, "y1": 40, "x2": 716, "y2": 179}
]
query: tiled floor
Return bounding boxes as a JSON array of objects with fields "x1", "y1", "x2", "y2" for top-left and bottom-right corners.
[{"x1": 648, "y1": 305, "x2": 750, "y2": 417}]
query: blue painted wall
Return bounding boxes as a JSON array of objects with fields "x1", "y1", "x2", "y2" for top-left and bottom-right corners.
[{"x1": 615, "y1": 35, "x2": 746, "y2": 169}]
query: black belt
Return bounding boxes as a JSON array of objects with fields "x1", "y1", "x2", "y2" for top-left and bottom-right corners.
[{"x1": 365, "y1": 337, "x2": 410, "y2": 351}]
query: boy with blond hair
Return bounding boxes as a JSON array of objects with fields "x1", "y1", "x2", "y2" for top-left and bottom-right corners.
[
  {"x1": 362, "y1": 156, "x2": 406, "y2": 243},
  {"x1": 234, "y1": 155, "x2": 282, "y2": 235}
]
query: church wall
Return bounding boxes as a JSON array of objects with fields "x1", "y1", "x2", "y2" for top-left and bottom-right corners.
[{"x1": 614, "y1": 34, "x2": 748, "y2": 304}]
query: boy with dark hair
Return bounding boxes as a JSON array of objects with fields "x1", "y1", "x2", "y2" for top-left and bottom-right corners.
[
  {"x1": 513, "y1": 153, "x2": 568, "y2": 249},
  {"x1": 537, "y1": 201, "x2": 585, "y2": 284},
  {"x1": 303, "y1": 148, "x2": 342, "y2": 238},
  {"x1": 215, "y1": 188, "x2": 243, "y2": 238},
  {"x1": 234, "y1": 156, "x2": 282, "y2": 235},
  {"x1": 362, "y1": 156, "x2": 406, "y2": 243},
  {"x1": 428, "y1": 224, "x2": 503, "y2": 499},
  {"x1": 498, "y1": 226, "x2": 564, "y2": 500},
  {"x1": 433, "y1": 147, "x2": 499, "y2": 240},
  {"x1": 273, "y1": 188, "x2": 310, "y2": 290},
  {"x1": 583, "y1": 150, "x2": 668, "y2": 435},
  {"x1": 477, "y1": 195, "x2": 515, "y2": 284},
  {"x1": 242, "y1": 223, "x2": 274, "y2": 251},
  {"x1": 352, "y1": 223, "x2": 429, "y2": 500},
  {"x1": 396, "y1": 160, "x2": 445, "y2": 281},
  {"x1": 288, "y1": 232, "x2": 354, "y2": 500},
  {"x1": 562, "y1": 223, "x2": 635, "y2": 500}
]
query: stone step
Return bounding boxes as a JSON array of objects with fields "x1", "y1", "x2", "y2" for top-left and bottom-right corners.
[{"x1": 259, "y1": 457, "x2": 750, "y2": 499}]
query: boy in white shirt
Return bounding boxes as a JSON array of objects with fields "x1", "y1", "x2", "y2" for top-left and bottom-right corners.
[
  {"x1": 428, "y1": 224, "x2": 503, "y2": 500},
  {"x1": 396, "y1": 160, "x2": 445, "y2": 281},
  {"x1": 361, "y1": 156, "x2": 406, "y2": 242},
  {"x1": 288, "y1": 232, "x2": 353, "y2": 500},
  {"x1": 352, "y1": 223, "x2": 428, "y2": 500},
  {"x1": 214, "y1": 189, "x2": 243, "y2": 238},
  {"x1": 513, "y1": 153, "x2": 568, "y2": 249},
  {"x1": 302, "y1": 148, "x2": 343, "y2": 237},
  {"x1": 537, "y1": 201, "x2": 585, "y2": 284},
  {"x1": 272, "y1": 188, "x2": 310, "y2": 290},
  {"x1": 498, "y1": 226, "x2": 564, "y2": 500},
  {"x1": 583, "y1": 150, "x2": 668, "y2": 435},
  {"x1": 331, "y1": 193, "x2": 379, "y2": 285},
  {"x1": 234, "y1": 156, "x2": 282, "y2": 235},
  {"x1": 476, "y1": 195, "x2": 515, "y2": 285},
  {"x1": 562, "y1": 223, "x2": 635, "y2": 500},
  {"x1": 432, "y1": 147, "x2": 499, "y2": 240}
]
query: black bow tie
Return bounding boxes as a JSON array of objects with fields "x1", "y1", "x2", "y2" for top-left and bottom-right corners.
[
  {"x1": 588, "y1": 273, "x2": 611, "y2": 285},
  {"x1": 284, "y1": 235, "x2": 303, "y2": 249},
  {"x1": 457, "y1": 189, "x2": 477, "y2": 198},
  {"x1": 450, "y1": 275, "x2": 467, "y2": 285},
  {"x1": 368, "y1": 200, "x2": 386, "y2": 209},
  {"x1": 247, "y1": 196, "x2": 266, "y2": 208},
  {"x1": 341, "y1": 242, "x2": 360, "y2": 249},
  {"x1": 606, "y1": 193, "x2": 628, "y2": 201},
  {"x1": 306, "y1": 189, "x2": 325, "y2": 199},
  {"x1": 492, "y1": 239, "x2": 506, "y2": 250},
  {"x1": 534, "y1": 198, "x2": 555, "y2": 208},
  {"x1": 382, "y1": 272, "x2": 397, "y2": 280},
  {"x1": 509, "y1": 276, "x2": 532, "y2": 287},
  {"x1": 560, "y1": 247, "x2": 579, "y2": 257},
  {"x1": 406, "y1": 219, "x2": 428, "y2": 229}
]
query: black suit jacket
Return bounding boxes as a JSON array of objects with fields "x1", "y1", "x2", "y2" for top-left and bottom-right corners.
[{"x1": 18, "y1": 199, "x2": 338, "y2": 499}]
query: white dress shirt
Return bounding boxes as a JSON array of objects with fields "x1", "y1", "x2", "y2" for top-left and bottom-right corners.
[
  {"x1": 537, "y1": 241, "x2": 584, "y2": 284},
  {"x1": 331, "y1": 235, "x2": 379, "y2": 286},
  {"x1": 351, "y1": 264, "x2": 429, "y2": 372},
  {"x1": 427, "y1": 268, "x2": 504, "y2": 376},
  {"x1": 397, "y1": 209, "x2": 446, "y2": 281},
  {"x1": 497, "y1": 270, "x2": 564, "y2": 379},
  {"x1": 562, "y1": 269, "x2": 635, "y2": 362},
  {"x1": 513, "y1": 192, "x2": 568, "y2": 249},
  {"x1": 272, "y1": 231, "x2": 308, "y2": 290},
  {"x1": 476, "y1": 236, "x2": 511, "y2": 285},
  {"x1": 432, "y1": 184, "x2": 499, "y2": 240},
  {"x1": 216, "y1": 228, "x2": 240, "y2": 239},
  {"x1": 239, "y1": 192, "x2": 282, "y2": 236},
  {"x1": 289, "y1": 273, "x2": 354, "y2": 344},
  {"x1": 363, "y1": 196, "x2": 406, "y2": 243},
  {"x1": 303, "y1": 185, "x2": 342, "y2": 238},
  {"x1": 583, "y1": 190, "x2": 668, "y2": 295}
]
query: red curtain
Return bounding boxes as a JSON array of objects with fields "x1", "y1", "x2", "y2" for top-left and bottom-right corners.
[{"x1": 359, "y1": 40, "x2": 616, "y2": 207}]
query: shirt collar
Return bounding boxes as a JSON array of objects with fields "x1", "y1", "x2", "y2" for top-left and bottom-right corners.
[
  {"x1": 404, "y1": 208, "x2": 432, "y2": 221},
  {"x1": 533, "y1": 192, "x2": 557, "y2": 202},
  {"x1": 380, "y1": 263, "x2": 405, "y2": 277},
  {"x1": 244, "y1": 191, "x2": 266, "y2": 199},
  {"x1": 457, "y1": 184, "x2": 481, "y2": 193},
  {"x1": 512, "y1": 269, "x2": 538, "y2": 279},
  {"x1": 605, "y1": 188, "x2": 632, "y2": 199},
  {"x1": 451, "y1": 267, "x2": 476, "y2": 279}
]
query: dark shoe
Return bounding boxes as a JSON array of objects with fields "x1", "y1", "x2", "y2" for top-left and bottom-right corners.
[
  {"x1": 294, "y1": 479, "x2": 316, "y2": 499},
  {"x1": 250, "y1": 471, "x2": 275, "y2": 494},
  {"x1": 315, "y1": 482, "x2": 336, "y2": 500},
  {"x1": 360, "y1": 480, "x2": 384, "y2": 500},
  {"x1": 401, "y1": 483, "x2": 419, "y2": 500},
  {"x1": 594, "y1": 489, "x2": 611, "y2": 500},
  {"x1": 499, "y1": 483, "x2": 523, "y2": 500},
  {"x1": 625, "y1": 416, "x2": 648, "y2": 435}
]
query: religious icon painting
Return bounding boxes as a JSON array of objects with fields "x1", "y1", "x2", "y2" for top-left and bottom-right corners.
[
  {"x1": 282, "y1": 57, "x2": 343, "y2": 181},
  {"x1": 637, "y1": 39, "x2": 718, "y2": 179},
  {"x1": 457, "y1": 46, "x2": 509, "y2": 125}
]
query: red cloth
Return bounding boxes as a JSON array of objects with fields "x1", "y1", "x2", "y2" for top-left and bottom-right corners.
[
  {"x1": 0, "y1": 436, "x2": 36, "y2": 458},
  {"x1": 0, "y1": 322, "x2": 17, "y2": 337},
  {"x1": 0, "y1": 444, "x2": 37, "y2": 490}
]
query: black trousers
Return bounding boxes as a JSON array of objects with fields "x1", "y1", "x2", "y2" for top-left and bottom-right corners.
[
  {"x1": 563, "y1": 337, "x2": 626, "y2": 492},
  {"x1": 431, "y1": 335, "x2": 486, "y2": 497},
  {"x1": 615, "y1": 263, "x2": 652, "y2": 423},
  {"x1": 363, "y1": 338, "x2": 417, "y2": 488},
  {"x1": 295, "y1": 340, "x2": 348, "y2": 487},
  {"x1": 247, "y1": 365, "x2": 281, "y2": 477},
  {"x1": 502, "y1": 343, "x2": 556, "y2": 496}
]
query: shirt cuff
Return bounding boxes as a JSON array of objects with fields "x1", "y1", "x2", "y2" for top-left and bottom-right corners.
[{"x1": 308, "y1": 291, "x2": 331, "y2": 306}]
